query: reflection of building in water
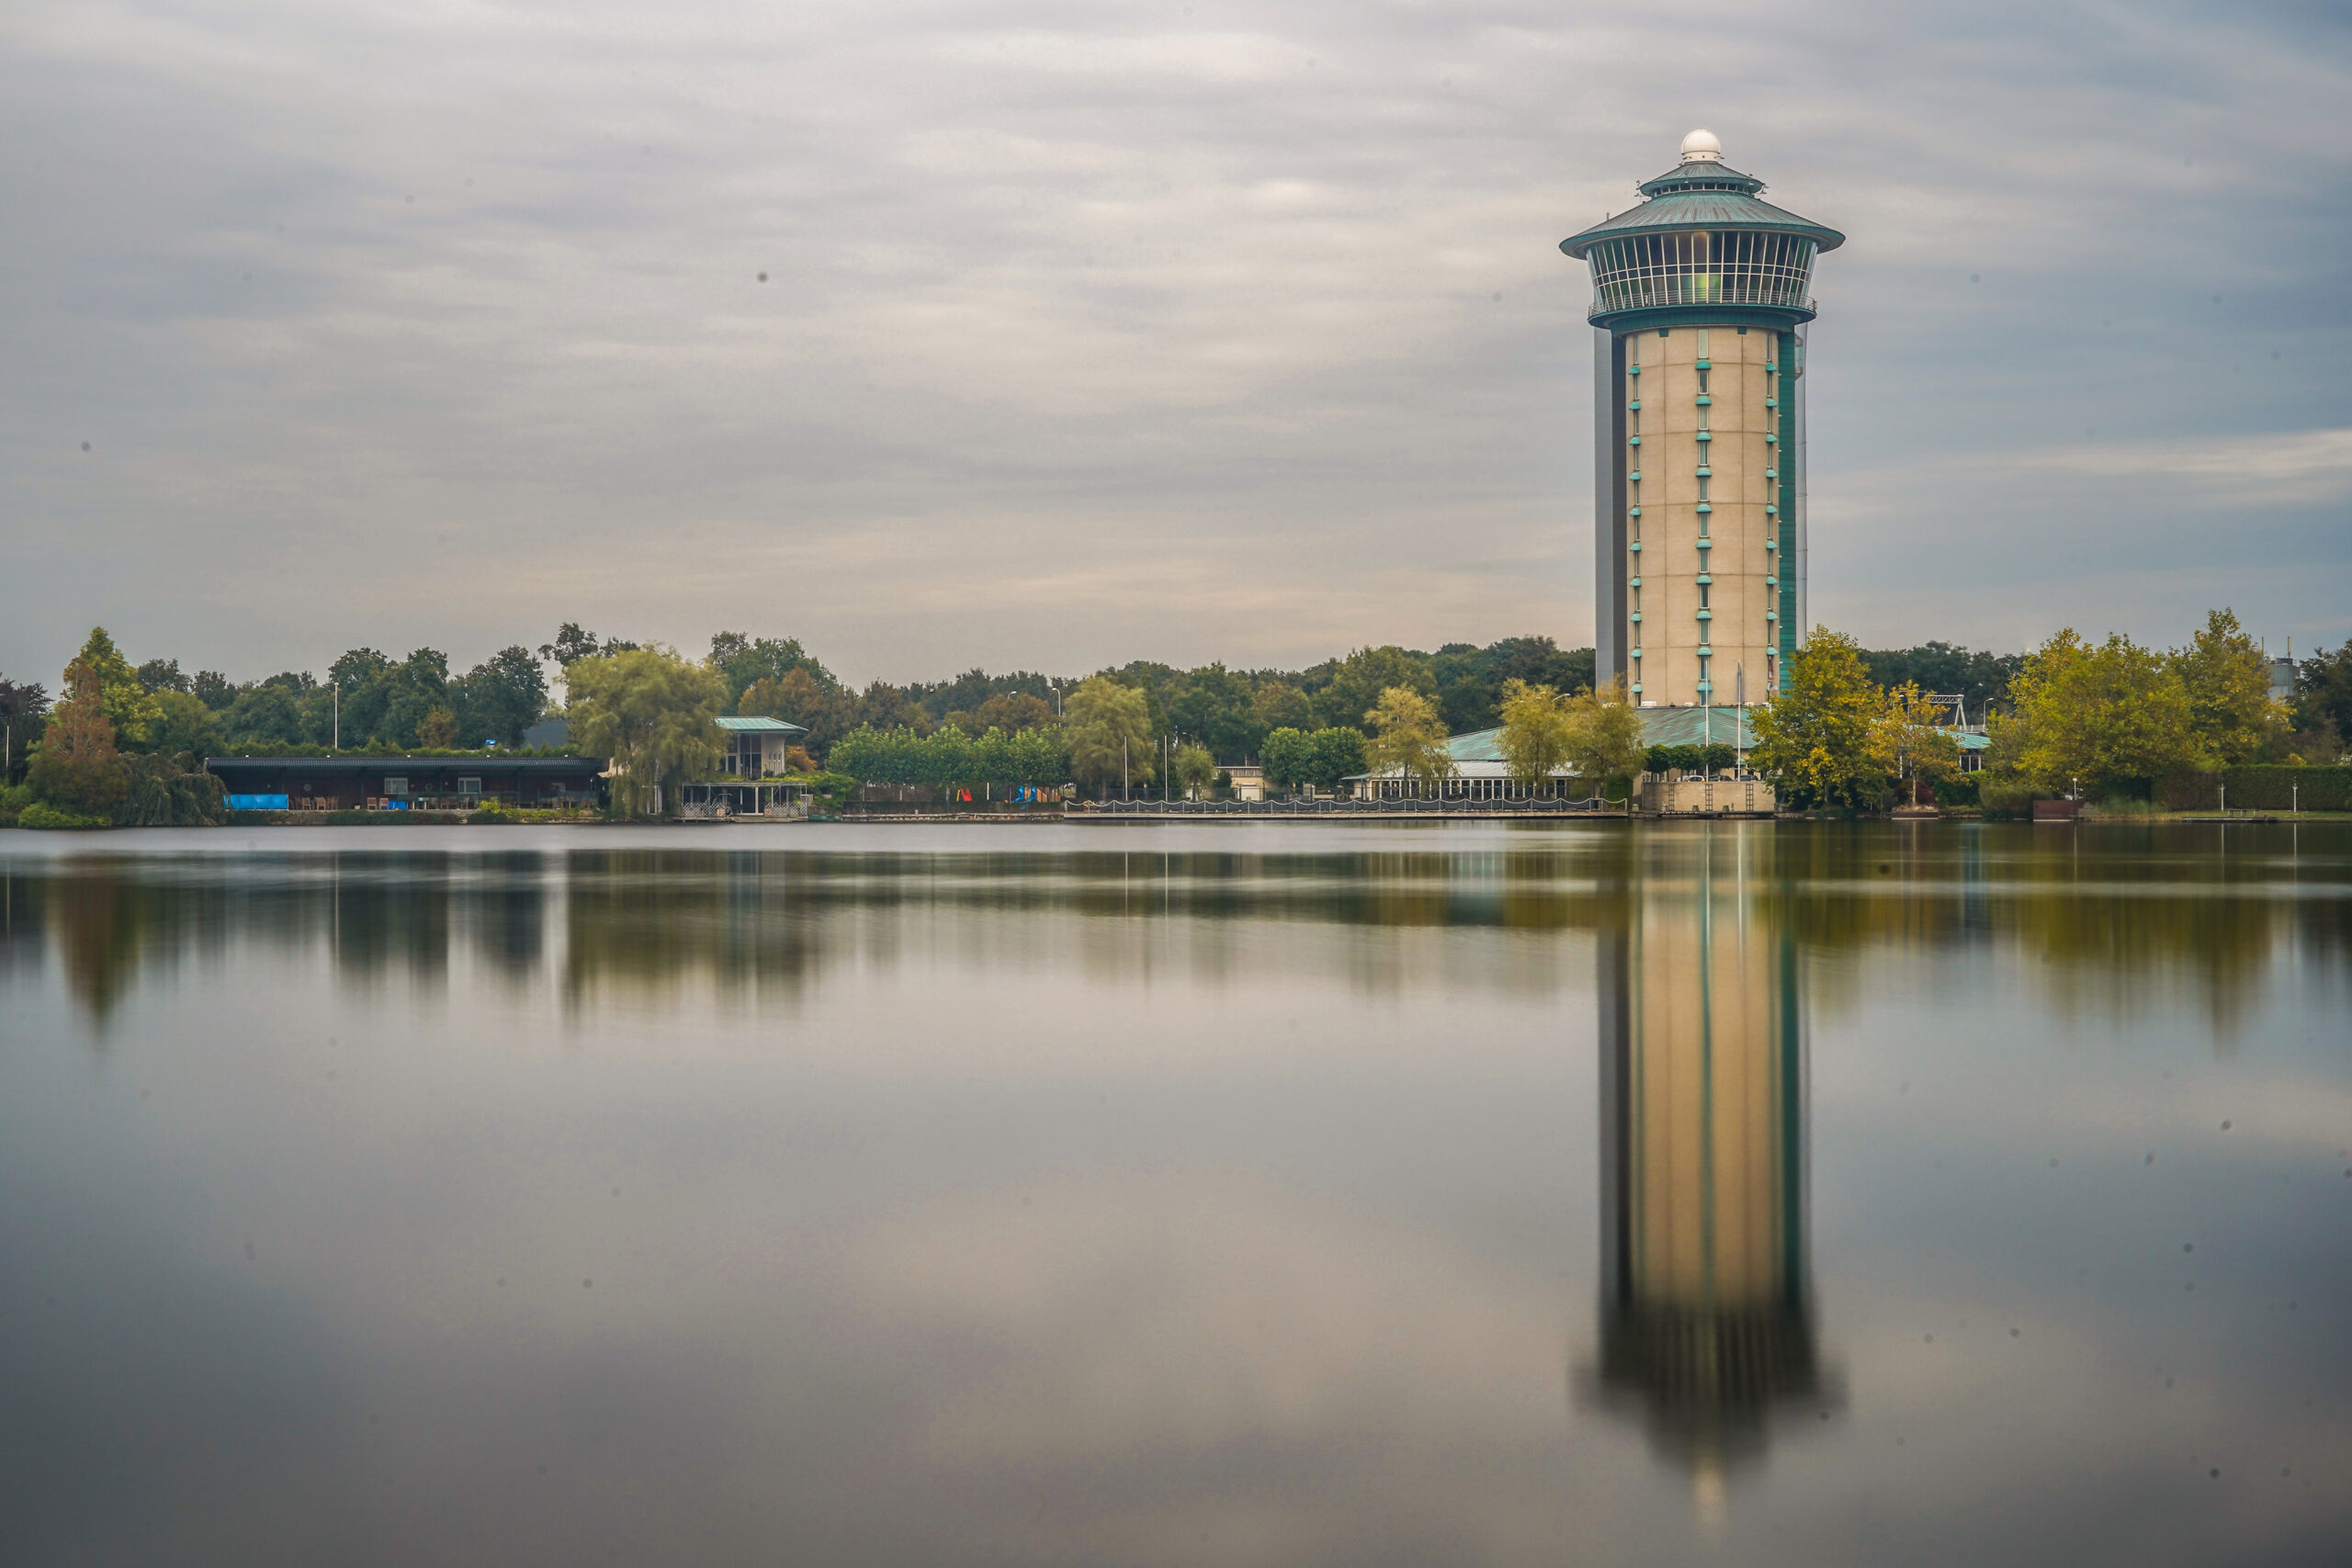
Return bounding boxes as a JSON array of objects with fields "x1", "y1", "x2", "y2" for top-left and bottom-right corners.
[{"x1": 1588, "y1": 844, "x2": 1824, "y2": 1495}]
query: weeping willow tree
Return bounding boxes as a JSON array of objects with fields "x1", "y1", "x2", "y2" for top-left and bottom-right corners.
[{"x1": 565, "y1": 647, "x2": 725, "y2": 815}]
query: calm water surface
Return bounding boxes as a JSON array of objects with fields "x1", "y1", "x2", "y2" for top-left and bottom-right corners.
[{"x1": 2, "y1": 821, "x2": 2347, "y2": 1565}]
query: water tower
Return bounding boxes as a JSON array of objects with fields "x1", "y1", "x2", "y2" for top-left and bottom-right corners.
[{"x1": 1562, "y1": 131, "x2": 1843, "y2": 705}]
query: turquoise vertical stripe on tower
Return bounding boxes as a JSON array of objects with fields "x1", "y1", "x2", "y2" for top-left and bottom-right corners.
[{"x1": 1776, "y1": 333, "x2": 1799, "y2": 689}]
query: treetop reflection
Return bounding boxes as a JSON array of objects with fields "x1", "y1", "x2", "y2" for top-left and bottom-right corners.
[{"x1": 1, "y1": 825, "x2": 2345, "y2": 1032}]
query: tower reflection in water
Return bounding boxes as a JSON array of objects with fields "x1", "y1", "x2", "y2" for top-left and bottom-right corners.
[{"x1": 1585, "y1": 832, "x2": 1829, "y2": 1504}]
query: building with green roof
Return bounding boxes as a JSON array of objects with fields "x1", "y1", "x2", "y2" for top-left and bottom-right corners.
[{"x1": 1562, "y1": 131, "x2": 1842, "y2": 711}]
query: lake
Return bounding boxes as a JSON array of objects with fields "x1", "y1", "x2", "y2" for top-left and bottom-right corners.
[{"x1": 2, "y1": 820, "x2": 2346, "y2": 1565}]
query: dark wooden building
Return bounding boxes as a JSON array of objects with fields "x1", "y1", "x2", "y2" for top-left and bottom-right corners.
[{"x1": 207, "y1": 756, "x2": 607, "y2": 812}]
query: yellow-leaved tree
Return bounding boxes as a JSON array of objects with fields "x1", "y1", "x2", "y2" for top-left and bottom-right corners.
[
  {"x1": 1560, "y1": 678, "x2": 1646, "y2": 798},
  {"x1": 1364, "y1": 686, "x2": 1454, "y2": 790},
  {"x1": 1496, "y1": 679, "x2": 1573, "y2": 789},
  {"x1": 1746, "y1": 629, "x2": 1892, "y2": 809},
  {"x1": 2169, "y1": 608, "x2": 2288, "y2": 764},
  {"x1": 565, "y1": 646, "x2": 725, "y2": 815},
  {"x1": 1062, "y1": 676, "x2": 1154, "y2": 796},
  {"x1": 1999, "y1": 628, "x2": 2199, "y2": 794}
]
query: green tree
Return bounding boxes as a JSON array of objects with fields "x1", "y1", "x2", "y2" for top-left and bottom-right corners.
[
  {"x1": 0, "y1": 676, "x2": 48, "y2": 783},
  {"x1": 2170, "y1": 608, "x2": 2286, "y2": 764},
  {"x1": 1170, "y1": 742, "x2": 1217, "y2": 798},
  {"x1": 147, "y1": 690, "x2": 222, "y2": 759},
  {"x1": 1250, "y1": 682, "x2": 1313, "y2": 739},
  {"x1": 1063, "y1": 676, "x2": 1155, "y2": 795},
  {"x1": 2001, "y1": 628, "x2": 2199, "y2": 794},
  {"x1": 1496, "y1": 679, "x2": 1573, "y2": 787},
  {"x1": 191, "y1": 670, "x2": 234, "y2": 709},
  {"x1": 27, "y1": 660, "x2": 130, "y2": 817},
  {"x1": 1859, "y1": 642, "x2": 2024, "y2": 714},
  {"x1": 1261, "y1": 728, "x2": 1315, "y2": 793},
  {"x1": 68, "y1": 628, "x2": 162, "y2": 749},
  {"x1": 1165, "y1": 663, "x2": 1259, "y2": 761},
  {"x1": 708, "y1": 633, "x2": 837, "y2": 712},
  {"x1": 565, "y1": 647, "x2": 726, "y2": 815},
  {"x1": 1431, "y1": 637, "x2": 1595, "y2": 733},
  {"x1": 377, "y1": 649, "x2": 451, "y2": 747},
  {"x1": 1315, "y1": 647, "x2": 1438, "y2": 730},
  {"x1": 1560, "y1": 677, "x2": 1645, "y2": 791},
  {"x1": 135, "y1": 658, "x2": 190, "y2": 694},
  {"x1": 975, "y1": 691, "x2": 1055, "y2": 733},
  {"x1": 1306, "y1": 728, "x2": 1369, "y2": 791},
  {"x1": 2295, "y1": 642, "x2": 2352, "y2": 755},
  {"x1": 417, "y1": 705, "x2": 461, "y2": 749},
  {"x1": 220, "y1": 683, "x2": 311, "y2": 748},
  {"x1": 1747, "y1": 629, "x2": 1894, "y2": 809},
  {"x1": 538, "y1": 624, "x2": 605, "y2": 669},
  {"x1": 452, "y1": 646, "x2": 549, "y2": 747}
]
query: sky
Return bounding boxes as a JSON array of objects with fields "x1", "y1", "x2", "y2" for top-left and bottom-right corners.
[{"x1": 4, "y1": 0, "x2": 2348, "y2": 690}]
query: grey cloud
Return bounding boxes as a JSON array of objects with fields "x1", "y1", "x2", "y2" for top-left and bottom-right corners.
[{"x1": 2, "y1": 0, "x2": 2346, "y2": 683}]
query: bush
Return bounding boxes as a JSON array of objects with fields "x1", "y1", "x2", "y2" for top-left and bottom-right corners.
[
  {"x1": 1930, "y1": 773, "x2": 1981, "y2": 807},
  {"x1": 1976, "y1": 776, "x2": 2036, "y2": 820},
  {"x1": 18, "y1": 800, "x2": 109, "y2": 829},
  {"x1": 116, "y1": 754, "x2": 228, "y2": 826},
  {"x1": 2153, "y1": 766, "x2": 2351, "y2": 811}
]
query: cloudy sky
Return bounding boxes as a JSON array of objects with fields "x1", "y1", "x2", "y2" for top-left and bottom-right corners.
[{"x1": 5, "y1": 0, "x2": 2347, "y2": 688}]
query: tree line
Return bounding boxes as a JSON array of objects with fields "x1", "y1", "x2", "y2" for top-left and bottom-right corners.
[
  {"x1": 7, "y1": 614, "x2": 2346, "y2": 819},
  {"x1": 1745, "y1": 610, "x2": 2339, "y2": 811}
]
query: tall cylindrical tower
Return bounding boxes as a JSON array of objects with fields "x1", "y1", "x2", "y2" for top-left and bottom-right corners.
[{"x1": 1563, "y1": 131, "x2": 1842, "y2": 705}]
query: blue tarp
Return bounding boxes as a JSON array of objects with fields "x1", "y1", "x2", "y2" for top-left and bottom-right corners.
[{"x1": 226, "y1": 795, "x2": 290, "y2": 810}]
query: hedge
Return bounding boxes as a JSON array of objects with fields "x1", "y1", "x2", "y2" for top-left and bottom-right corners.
[{"x1": 2153, "y1": 766, "x2": 2352, "y2": 812}]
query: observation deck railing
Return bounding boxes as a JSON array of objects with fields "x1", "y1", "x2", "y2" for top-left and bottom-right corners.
[{"x1": 1590, "y1": 276, "x2": 1816, "y2": 317}]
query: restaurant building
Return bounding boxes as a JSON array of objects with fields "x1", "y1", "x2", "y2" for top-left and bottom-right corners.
[{"x1": 207, "y1": 756, "x2": 607, "y2": 812}]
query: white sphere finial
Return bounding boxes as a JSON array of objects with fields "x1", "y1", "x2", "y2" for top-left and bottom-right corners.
[{"x1": 1680, "y1": 129, "x2": 1723, "y2": 164}]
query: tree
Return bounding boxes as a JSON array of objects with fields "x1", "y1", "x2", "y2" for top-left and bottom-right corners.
[
  {"x1": 854, "y1": 680, "x2": 930, "y2": 734},
  {"x1": 2170, "y1": 608, "x2": 2286, "y2": 764},
  {"x1": 1261, "y1": 728, "x2": 1315, "y2": 793},
  {"x1": 1880, "y1": 682, "x2": 1962, "y2": 805},
  {"x1": 1171, "y1": 742, "x2": 1216, "y2": 799},
  {"x1": 1316, "y1": 647, "x2": 1438, "y2": 731},
  {"x1": 1250, "y1": 682, "x2": 1313, "y2": 739},
  {"x1": 1432, "y1": 637, "x2": 1595, "y2": 733},
  {"x1": 26, "y1": 660, "x2": 130, "y2": 817},
  {"x1": 147, "y1": 690, "x2": 222, "y2": 759},
  {"x1": 1860, "y1": 642, "x2": 2024, "y2": 715},
  {"x1": 1747, "y1": 629, "x2": 1894, "y2": 809},
  {"x1": 191, "y1": 670, "x2": 234, "y2": 709},
  {"x1": 0, "y1": 675, "x2": 48, "y2": 782},
  {"x1": 975, "y1": 691, "x2": 1055, "y2": 733},
  {"x1": 2296, "y1": 643, "x2": 2352, "y2": 754},
  {"x1": 1364, "y1": 686, "x2": 1454, "y2": 789},
  {"x1": 1063, "y1": 676, "x2": 1154, "y2": 795},
  {"x1": 709, "y1": 633, "x2": 837, "y2": 712},
  {"x1": 1164, "y1": 663, "x2": 1259, "y2": 760},
  {"x1": 1560, "y1": 677, "x2": 1646, "y2": 790},
  {"x1": 418, "y1": 705, "x2": 461, "y2": 749},
  {"x1": 69, "y1": 628, "x2": 162, "y2": 748},
  {"x1": 1306, "y1": 728, "x2": 1369, "y2": 791},
  {"x1": 136, "y1": 658, "x2": 190, "y2": 694},
  {"x1": 565, "y1": 647, "x2": 726, "y2": 814},
  {"x1": 452, "y1": 646, "x2": 548, "y2": 746},
  {"x1": 2000, "y1": 628, "x2": 2199, "y2": 794},
  {"x1": 538, "y1": 624, "x2": 604, "y2": 669},
  {"x1": 220, "y1": 683, "x2": 311, "y2": 748},
  {"x1": 1496, "y1": 679, "x2": 1573, "y2": 787}
]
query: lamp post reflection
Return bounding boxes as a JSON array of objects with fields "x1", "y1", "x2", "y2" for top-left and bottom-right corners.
[{"x1": 1587, "y1": 833, "x2": 1829, "y2": 1504}]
